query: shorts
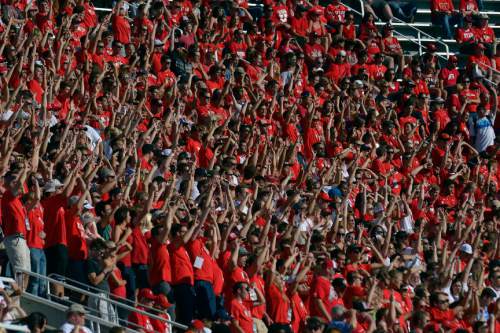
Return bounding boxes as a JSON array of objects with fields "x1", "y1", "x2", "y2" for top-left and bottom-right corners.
[
  {"x1": 4, "y1": 234, "x2": 30, "y2": 273},
  {"x1": 45, "y1": 244, "x2": 68, "y2": 278}
]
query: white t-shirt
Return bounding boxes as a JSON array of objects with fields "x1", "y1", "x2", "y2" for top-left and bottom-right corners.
[{"x1": 60, "y1": 322, "x2": 93, "y2": 333}]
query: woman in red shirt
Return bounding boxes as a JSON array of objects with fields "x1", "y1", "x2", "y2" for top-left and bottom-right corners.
[{"x1": 25, "y1": 178, "x2": 46, "y2": 297}]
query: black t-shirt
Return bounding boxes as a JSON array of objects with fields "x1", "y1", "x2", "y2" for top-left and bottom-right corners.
[{"x1": 86, "y1": 258, "x2": 110, "y2": 292}]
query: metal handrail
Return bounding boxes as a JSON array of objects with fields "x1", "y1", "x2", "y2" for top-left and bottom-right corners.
[
  {"x1": 341, "y1": 2, "x2": 442, "y2": 57},
  {"x1": 352, "y1": 0, "x2": 450, "y2": 57},
  {"x1": 348, "y1": 1, "x2": 499, "y2": 86},
  {"x1": 46, "y1": 273, "x2": 136, "y2": 308},
  {"x1": 92, "y1": 3, "x2": 499, "y2": 85},
  {"x1": 0, "y1": 323, "x2": 30, "y2": 332},
  {"x1": 18, "y1": 269, "x2": 188, "y2": 331},
  {"x1": 21, "y1": 292, "x2": 141, "y2": 333}
]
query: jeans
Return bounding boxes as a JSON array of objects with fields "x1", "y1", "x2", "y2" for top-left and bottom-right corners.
[
  {"x1": 388, "y1": 0, "x2": 417, "y2": 22},
  {"x1": 194, "y1": 280, "x2": 216, "y2": 320},
  {"x1": 132, "y1": 264, "x2": 149, "y2": 289},
  {"x1": 477, "y1": 0, "x2": 483, "y2": 11},
  {"x1": 172, "y1": 283, "x2": 195, "y2": 326},
  {"x1": 67, "y1": 259, "x2": 88, "y2": 287},
  {"x1": 432, "y1": 12, "x2": 462, "y2": 39},
  {"x1": 27, "y1": 248, "x2": 47, "y2": 297}
]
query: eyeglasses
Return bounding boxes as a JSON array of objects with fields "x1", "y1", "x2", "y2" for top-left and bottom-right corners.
[{"x1": 437, "y1": 299, "x2": 449, "y2": 304}]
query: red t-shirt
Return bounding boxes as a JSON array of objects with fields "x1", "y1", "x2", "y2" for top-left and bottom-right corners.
[
  {"x1": 41, "y1": 194, "x2": 67, "y2": 248},
  {"x1": 112, "y1": 15, "x2": 131, "y2": 44},
  {"x1": 168, "y1": 242, "x2": 194, "y2": 285},
  {"x1": 474, "y1": 26, "x2": 495, "y2": 44},
  {"x1": 128, "y1": 307, "x2": 155, "y2": 333},
  {"x1": 1, "y1": 190, "x2": 27, "y2": 237},
  {"x1": 131, "y1": 225, "x2": 149, "y2": 265},
  {"x1": 439, "y1": 67, "x2": 459, "y2": 87},
  {"x1": 456, "y1": 27, "x2": 476, "y2": 43},
  {"x1": 151, "y1": 313, "x2": 171, "y2": 333},
  {"x1": 309, "y1": 275, "x2": 337, "y2": 321},
  {"x1": 290, "y1": 16, "x2": 308, "y2": 37},
  {"x1": 325, "y1": 3, "x2": 348, "y2": 23},
  {"x1": 148, "y1": 237, "x2": 171, "y2": 285},
  {"x1": 188, "y1": 238, "x2": 214, "y2": 282},
  {"x1": 267, "y1": 282, "x2": 291, "y2": 324},
  {"x1": 230, "y1": 299, "x2": 254, "y2": 333},
  {"x1": 432, "y1": 0, "x2": 454, "y2": 12},
  {"x1": 65, "y1": 207, "x2": 88, "y2": 261},
  {"x1": 117, "y1": 233, "x2": 132, "y2": 267},
  {"x1": 27, "y1": 205, "x2": 44, "y2": 249},
  {"x1": 109, "y1": 267, "x2": 127, "y2": 298}
]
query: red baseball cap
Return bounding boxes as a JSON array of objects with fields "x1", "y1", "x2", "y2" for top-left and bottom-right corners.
[
  {"x1": 192, "y1": 320, "x2": 205, "y2": 329},
  {"x1": 155, "y1": 294, "x2": 171, "y2": 309},
  {"x1": 138, "y1": 288, "x2": 156, "y2": 301}
]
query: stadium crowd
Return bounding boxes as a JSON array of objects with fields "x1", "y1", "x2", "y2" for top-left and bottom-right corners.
[{"x1": 0, "y1": 0, "x2": 497, "y2": 332}]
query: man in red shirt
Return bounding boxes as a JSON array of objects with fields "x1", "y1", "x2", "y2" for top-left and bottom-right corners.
[
  {"x1": 456, "y1": 16, "x2": 476, "y2": 53},
  {"x1": 439, "y1": 55, "x2": 459, "y2": 92},
  {"x1": 66, "y1": 189, "x2": 90, "y2": 294},
  {"x1": 368, "y1": 53, "x2": 387, "y2": 82},
  {"x1": 2, "y1": 167, "x2": 31, "y2": 290},
  {"x1": 309, "y1": 260, "x2": 338, "y2": 321},
  {"x1": 230, "y1": 282, "x2": 254, "y2": 333},
  {"x1": 474, "y1": 13, "x2": 495, "y2": 55},
  {"x1": 149, "y1": 210, "x2": 173, "y2": 301},
  {"x1": 430, "y1": 0, "x2": 461, "y2": 39},
  {"x1": 169, "y1": 219, "x2": 201, "y2": 325}
]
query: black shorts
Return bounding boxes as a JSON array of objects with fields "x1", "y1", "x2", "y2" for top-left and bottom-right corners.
[{"x1": 45, "y1": 244, "x2": 68, "y2": 278}]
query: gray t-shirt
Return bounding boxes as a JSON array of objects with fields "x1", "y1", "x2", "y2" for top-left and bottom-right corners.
[{"x1": 86, "y1": 259, "x2": 110, "y2": 292}]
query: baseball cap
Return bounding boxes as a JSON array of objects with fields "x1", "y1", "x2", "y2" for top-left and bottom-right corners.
[
  {"x1": 67, "y1": 304, "x2": 87, "y2": 315},
  {"x1": 353, "y1": 80, "x2": 363, "y2": 88},
  {"x1": 43, "y1": 179, "x2": 63, "y2": 193},
  {"x1": 191, "y1": 320, "x2": 205, "y2": 329},
  {"x1": 155, "y1": 294, "x2": 172, "y2": 309},
  {"x1": 138, "y1": 288, "x2": 156, "y2": 301},
  {"x1": 460, "y1": 243, "x2": 473, "y2": 254},
  {"x1": 481, "y1": 287, "x2": 496, "y2": 298},
  {"x1": 238, "y1": 247, "x2": 250, "y2": 257},
  {"x1": 83, "y1": 200, "x2": 94, "y2": 210}
]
